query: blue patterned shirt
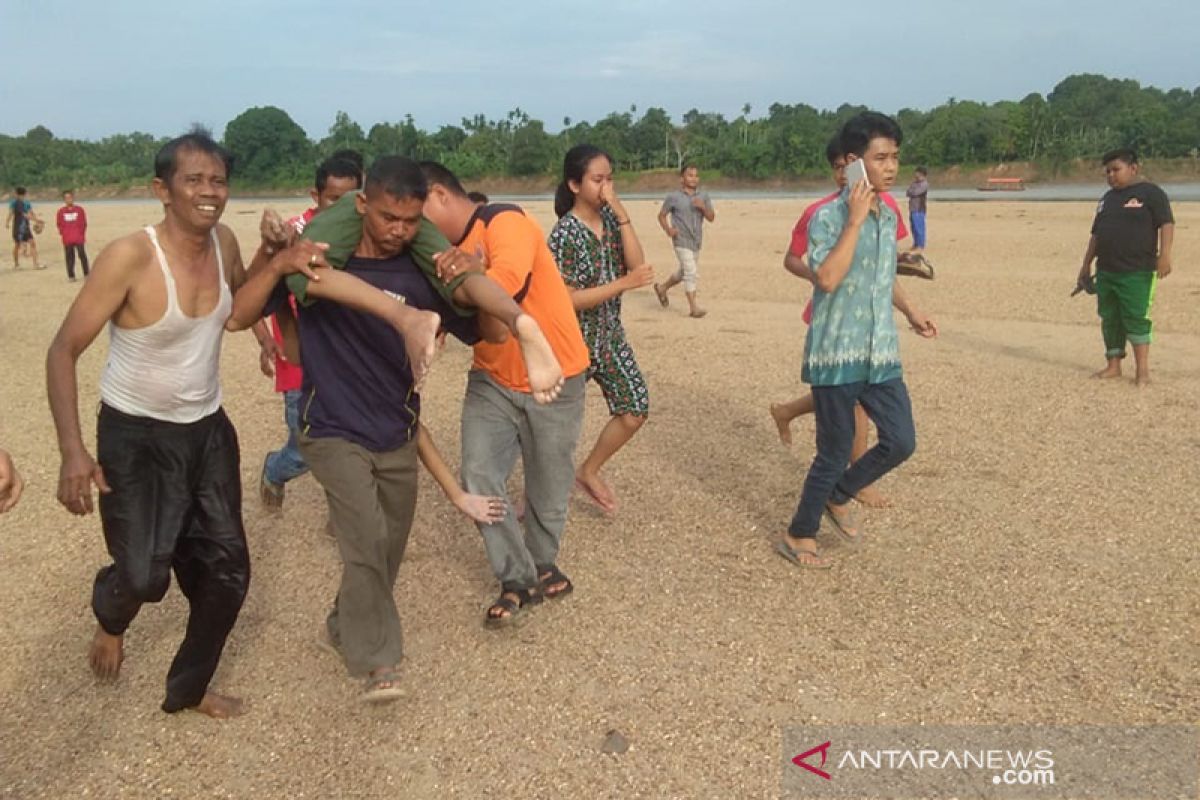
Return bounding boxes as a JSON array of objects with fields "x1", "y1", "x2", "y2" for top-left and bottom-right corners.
[{"x1": 801, "y1": 192, "x2": 902, "y2": 386}]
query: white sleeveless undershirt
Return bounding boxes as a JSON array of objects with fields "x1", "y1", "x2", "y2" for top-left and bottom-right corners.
[{"x1": 99, "y1": 226, "x2": 231, "y2": 423}]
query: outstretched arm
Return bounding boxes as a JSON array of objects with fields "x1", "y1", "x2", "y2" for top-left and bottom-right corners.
[{"x1": 417, "y1": 425, "x2": 506, "y2": 524}]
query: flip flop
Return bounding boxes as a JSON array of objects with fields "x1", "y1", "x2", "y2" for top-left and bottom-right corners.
[
  {"x1": 360, "y1": 669, "x2": 404, "y2": 704},
  {"x1": 774, "y1": 540, "x2": 832, "y2": 569},
  {"x1": 823, "y1": 504, "x2": 864, "y2": 546},
  {"x1": 573, "y1": 477, "x2": 615, "y2": 514}
]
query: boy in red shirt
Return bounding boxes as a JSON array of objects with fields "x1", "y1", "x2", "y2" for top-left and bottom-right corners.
[{"x1": 56, "y1": 190, "x2": 89, "y2": 281}]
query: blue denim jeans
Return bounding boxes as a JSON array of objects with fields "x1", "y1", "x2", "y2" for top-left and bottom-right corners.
[
  {"x1": 788, "y1": 379, "x2": 916, "y2": 538},
  {"x1": 264, "y1": 389, "x2": 310, "y2": 486},
  {"x1": 910, "y1": 211, "x2": 927, "y2": 248}
]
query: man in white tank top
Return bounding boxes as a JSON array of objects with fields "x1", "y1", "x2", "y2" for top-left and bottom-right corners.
[{"x1": 44, "y1": 131, "x2": 325, "y2": 719}]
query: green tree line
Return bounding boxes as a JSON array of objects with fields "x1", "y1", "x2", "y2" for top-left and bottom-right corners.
[{"x1": 3, "y1": 73, "x2": 1198, "y2": 191}]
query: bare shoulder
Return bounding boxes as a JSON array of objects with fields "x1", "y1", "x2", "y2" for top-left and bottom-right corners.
[
  {"x1": 214, "y1": 222, "x2": 245, "y2": 277},
  {"x1": 92, "y1": 229, "x2": 155, "y2": 278}
]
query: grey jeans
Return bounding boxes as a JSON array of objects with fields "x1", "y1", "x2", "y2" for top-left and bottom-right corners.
[
  {"x1": 299, "y1": 433, "x2": 418, "y2": 677},
  {"x1": 461, "y1": 370, "x2": 586, "y2": 590}
]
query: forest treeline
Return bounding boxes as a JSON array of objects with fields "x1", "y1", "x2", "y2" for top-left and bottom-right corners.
[{"x1": 2, "y1": 73, "x2": 1198, "y2": 192}]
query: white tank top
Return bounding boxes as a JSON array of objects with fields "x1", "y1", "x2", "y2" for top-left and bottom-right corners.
[{"x1": 99, "y1": 226, "x2": 231, "y2": 423}]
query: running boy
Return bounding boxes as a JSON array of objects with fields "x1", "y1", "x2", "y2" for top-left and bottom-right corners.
[{"x1": 654, "y1": 164, "x2": 715, "y2": 318}]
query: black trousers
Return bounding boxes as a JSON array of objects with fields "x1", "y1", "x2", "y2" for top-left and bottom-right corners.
[
  {"x1": 64, "y1": 243, "x2": 89, "y2": 279},
  {"x1": 94, "y1": 404, "x2": 250, "y2": 713}
]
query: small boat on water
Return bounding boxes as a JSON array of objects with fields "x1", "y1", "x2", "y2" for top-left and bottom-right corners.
[{"x1": 978, "y1": 177, "x2": 1026, "y2": 191}]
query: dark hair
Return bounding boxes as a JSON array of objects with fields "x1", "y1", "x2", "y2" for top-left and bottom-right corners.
[
  {"x1": 824, "y1": 134, "x2": 845, "y2": 167},
  {"x1": 315, "y1": 156, "x2": 363, "y2": 193},
  {"x1": 915, "y1": 166, "x2": 928, "y2": 176},
  {"x1": 680, "y1": 162, "x2": 697, "y2": 175},
  {"x1": 467, "y1": 190, "x2": 489, "y2": 204},
  {"x1": 418, "y1": 161, "x2": 469, "y2": 198},
  {"x1": 554, "y1": 144, "x2": 611, "y2": 218},
  {"x1": 364, "y1": 156, "x2": 428, "y2": 202},
  {"x1": 62, "y1": 188, "x2": 74, "y2": 196},
  {"x1": 330, "y1": 148, "x2": 365, "y2": 174},
  {"x1": 154, "y1": 127, "x2": 233, "y2": 182},
  {"x1": 839, "y1": 112, "x2": 903, "y2": 158},
  {"x1": 1102, "y1": 147, "x2": 1138, "y2": 166},
  {"x1": 15, "y1": 186, "x2": 27, "y2": 195}
]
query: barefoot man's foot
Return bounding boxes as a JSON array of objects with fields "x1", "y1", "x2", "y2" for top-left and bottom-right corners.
[
  {"x1": 89, "y1": 626, "x2": 124, "y2": 681},
  {"x1": 855, "y1": 485, "x2": 891, "y2": 508},
  {"x1": 1092, "y1": 365, "x2": 1122, "y2": 379},
  {"x1": 193, "y1": 691, "x2": 246, "y2": 719},
  {"x1": 395, "y1": 307, "x2": 442, "y2": 389},
  {"x1": 514, "y1": 313, "x2": 564, "y2": 404},
  {"x1": 769, "y1": 403, "x2": 793, "y2": 446}
]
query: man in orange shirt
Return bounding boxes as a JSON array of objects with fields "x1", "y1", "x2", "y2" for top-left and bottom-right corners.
[{"x1": 420, "y1": 161, "x2": 590, "y2": 627}]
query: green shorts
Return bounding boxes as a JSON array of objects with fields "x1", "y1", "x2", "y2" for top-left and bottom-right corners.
[
  {"x1": 287, "y1": 192, "x2": 473, "y2": 315},
  {"x1": 1096, "y1": 270, "x2": 1156, "y2": 357}
]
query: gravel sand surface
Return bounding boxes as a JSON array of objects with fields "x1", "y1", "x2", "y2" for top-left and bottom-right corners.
[{"x1": 1, "y1": 197, "x2": 1196, "y2": 798}]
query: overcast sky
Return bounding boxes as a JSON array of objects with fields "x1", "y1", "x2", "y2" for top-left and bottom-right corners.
[{"x1": 3, "y1": 0, "x2": 1197, "y2": 141}]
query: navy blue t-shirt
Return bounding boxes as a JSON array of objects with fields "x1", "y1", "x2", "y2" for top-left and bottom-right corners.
[{"x1": 287, "y1": 251, "x2": 479, "y2": 452}]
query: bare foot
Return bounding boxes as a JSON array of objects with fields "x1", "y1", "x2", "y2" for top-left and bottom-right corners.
[
  {"x1": 653, "y1": 283, "x2": 669, "y2": 307},
  {"x1": 1092, "y1": 365, "x2": 1122, "y2": 379},
  {"x1": 88, "y1": 626, "x2": 124, "y2": 681},
  {"x1": 1136, "y1": 373, "x2": 1151, "y2": 388},
  {"x1": 395, "y1": 307, "x2": 441, "y2": 389},
  {"x1": 769, "y1": 403, "x2": 793, "y2": 445},
  {"x1": 514, "y1": 313, "x2": 564, "y2": 404},
  {"x1": 193, "y1": 691, "x2": 246, "y2": 719},
  {"x1": 688, "y1": 308, "x2": 707, "y2": 318},
  {"x1": 855, "y1": 485, "x2": 891, "y2": 508},
  {"x1": 574, "y1": 472, "x2": 616, "y2": 514}
]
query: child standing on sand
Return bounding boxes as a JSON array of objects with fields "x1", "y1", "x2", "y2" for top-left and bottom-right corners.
[
  {"x1": 548, "y1": 144, "x2": 655, "y2": 514},
  {"x1": 1076, "y1": 148, "x2": 1174, "y2": 387}
]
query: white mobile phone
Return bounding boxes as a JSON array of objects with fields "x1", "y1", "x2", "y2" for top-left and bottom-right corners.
[{"x1": 844, "y1": 158, "x2": 868, "y2": 188}]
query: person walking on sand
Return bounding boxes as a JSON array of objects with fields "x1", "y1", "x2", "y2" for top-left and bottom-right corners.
[
  {"x1": 44, "y1": 130, "x2": 296, "y2": 718},
  {"x1": 654, "y1": 163, "x2": 714, "y2": 317},
  {"x1": 904, "y1": 166, "x2": 929, "y2": 259},
  {"x1": 768, "y1": 134, "x2": 934, "y2": 508},
  {"x1": 1076, "y1": 147, "x2": 1174, "y2": 388},
  {"x1": 419, "y1": 160, "x2": 590, "y2": 627},
  {"x1": 549, "y1": 144, "x2": 655, "y2": 514},
  {"x1": 7, "y1": 186, "x2": 43, "y2": 270},
  {"x1": 777, "y1": 113, "x2": 936, "y2": 570},
  {"x1": 56, "y1": 190, "x2": 90, "y2": 281}
]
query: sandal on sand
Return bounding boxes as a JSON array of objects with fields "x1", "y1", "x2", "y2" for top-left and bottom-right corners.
[
  {"x1": 537, "y1": 564, "x2": 574, "y2": 600},
  {"x1": 653, "y1": 283, "x2": 669, "y2": 307},
  {"x1": 823, "y1": 504, "x2": 863, "y2": 546},
  {"x1": 361, "y1": 668, "x2": 404, "y2": 704},
  {"x1": 484, "y1": 585, "x2": 543, "y2": 629},
  {"x1": 775, "y1": 540, "x2": 832, "y2": 569},
  {"x1": 315, "y1": 628, "x2": 342, "y2": 660}
]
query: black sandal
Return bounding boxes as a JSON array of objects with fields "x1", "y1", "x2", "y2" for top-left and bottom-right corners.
[
  {"x1": 484, "y1": 584, "x2": 543, "y2": 628},
  {"x1": 537, "y1": 564, "x2": 574, "y2": 600}
]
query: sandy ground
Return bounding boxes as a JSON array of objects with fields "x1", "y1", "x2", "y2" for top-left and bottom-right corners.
[{"x1": 0, "y1": 196, "x2": 1196, "y2": 799}]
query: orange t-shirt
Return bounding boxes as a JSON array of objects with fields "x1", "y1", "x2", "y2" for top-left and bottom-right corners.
[{"x1": 457, "y1": 204, "x2": 589, "y2": 392}]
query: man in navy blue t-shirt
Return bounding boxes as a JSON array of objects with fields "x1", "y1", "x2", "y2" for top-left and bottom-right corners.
[{"x1": 232, "y1": 156, "x2": 482, "y2": 704}]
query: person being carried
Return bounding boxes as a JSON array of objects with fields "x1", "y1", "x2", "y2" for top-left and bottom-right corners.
[
  {"x1": 293, "y1": 185, "x2": 565, "y2": 402},
  {"x1": 654, "y1": 163, "x2": 715, "y2": 318},
  {"x1": 1076, "y1": 148, "x2": 1174, "y2": 387},
  {"x1": 45, "y1": 130, "x2": 281, "y2": 718},
  {"x1": 548, "y1": 144, "x2": 655, "y2": 514},
  {"x1": 777, "y1": 113, "x2": 936, "y2": 570}
]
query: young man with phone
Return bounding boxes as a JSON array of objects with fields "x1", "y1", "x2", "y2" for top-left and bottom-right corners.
[{"x1": 777, "y1": 113, "x2": 937, "y2": 569}]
